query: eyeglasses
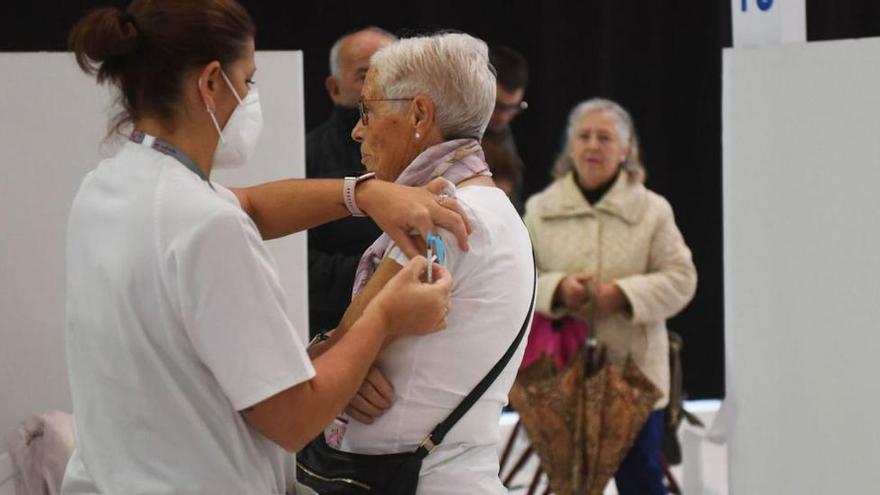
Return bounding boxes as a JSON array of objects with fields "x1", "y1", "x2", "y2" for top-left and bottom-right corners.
[
  {"x1": 494, "y1": 100, "x2": 529, "y2": 114},
  {"x1": 357, "y1": 98, "x2": 415, "y2": 126}
]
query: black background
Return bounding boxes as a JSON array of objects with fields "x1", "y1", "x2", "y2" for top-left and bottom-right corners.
[{"x1": 3, "y1": 0, "x2": 879, "y2": 400}]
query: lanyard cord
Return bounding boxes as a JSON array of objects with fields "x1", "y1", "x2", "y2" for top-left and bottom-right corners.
[{"x1": 130, "y1": 130, "x2": 215, "y2": 190}]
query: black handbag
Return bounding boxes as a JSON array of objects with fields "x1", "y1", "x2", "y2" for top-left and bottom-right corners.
[{"x1": 296, "y1": 267, "x2": 536, "y2": 494}]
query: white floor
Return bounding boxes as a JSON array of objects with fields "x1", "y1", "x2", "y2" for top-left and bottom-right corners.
[{"x1": 498, "y1": 400, "x2": 728, "y2": 495}]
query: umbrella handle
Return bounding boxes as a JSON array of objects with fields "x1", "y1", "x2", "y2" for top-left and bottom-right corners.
[{"x1": 585, "y1": 337, "x2": 601, "y2": 376}]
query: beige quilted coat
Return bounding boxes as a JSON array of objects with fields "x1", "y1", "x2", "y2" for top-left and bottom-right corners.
[{"x1": 524, "y1": 171, "x2": 697, "y2": 408}]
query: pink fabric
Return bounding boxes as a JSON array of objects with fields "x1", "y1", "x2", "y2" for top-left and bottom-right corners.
[
  {"x1": 324, "y1": 417, "x2": 348, "y2": 449},
  {"x1": 520, "y1": 314, "x2": 589, "y2": 370},
  {"x1": 351, "y1": 139, "x2": 491, "y2": 298}
]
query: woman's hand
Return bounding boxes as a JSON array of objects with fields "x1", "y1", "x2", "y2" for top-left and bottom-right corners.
[
  {"x1": 356, "y1": 178, "x2": 472, "y2": 259},
  {"x1": 556, "y1": 273, "x2": 592, "y2": 311},
  {"x1": 557, "y1": 274, "x2": 628, "y2": 321},
  {"x1": 365, "y1": 256, "x2": 452, "y2": 337},
  {"x1": 345, "y1": 366, "x2": 394, "y2": 424},
  {"x1": 556, "y1": 271, "x2": 630, "y2": 320},
  {"x1": 592, "y1": 282, "x2": 629, "y2": 319}
]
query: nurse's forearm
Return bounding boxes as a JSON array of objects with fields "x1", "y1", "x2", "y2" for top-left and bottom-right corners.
[
  {"x1": 308, "y1": 258, "x2": 402, "y2": 360},
  {"x1": 235, "y1": 178, "x2": 471, "y2": 260},
  {"x1": 232, "y1": 179, "x2": 349, "y2": 240},
  {"x1": 241, "y1": 308, "x2": 389, "y2": 452}
]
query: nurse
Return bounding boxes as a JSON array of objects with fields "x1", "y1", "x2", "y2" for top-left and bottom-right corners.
[{"x1": 62, "y1": 1, "x2": 465, "y2": 493}]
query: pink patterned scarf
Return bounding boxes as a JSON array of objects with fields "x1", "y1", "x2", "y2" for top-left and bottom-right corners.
[{"x1": 351, "y1": 138, "x2": 491, "y2": 299}]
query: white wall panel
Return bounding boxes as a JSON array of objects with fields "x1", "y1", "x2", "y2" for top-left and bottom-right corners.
[
  {"x1": 723, "y1": 38, "x2": 880, "y2": 494},
  {"x1": 0, "y1": 52, "x2": 307, "y2": 468}
]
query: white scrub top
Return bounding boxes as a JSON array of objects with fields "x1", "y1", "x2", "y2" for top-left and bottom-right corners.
[
  {"x1": 339, "y1": 186, "x2": 535, "y2": 495},
  {"x1": 62, "y1": 141, "x2": 315, "y2": 494}
]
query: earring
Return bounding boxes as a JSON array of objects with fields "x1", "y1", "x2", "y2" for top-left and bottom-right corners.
[{"x1": 415, "y1": 132, "x2": 421, "y2": 139}]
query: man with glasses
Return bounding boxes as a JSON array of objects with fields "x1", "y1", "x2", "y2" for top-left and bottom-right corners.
[
  {"x1": 483, "y1": 45, "x2": 529, "y2": 213},
  {"x1": 306, "y1": 27, "x2": 396, "y2": 339}
]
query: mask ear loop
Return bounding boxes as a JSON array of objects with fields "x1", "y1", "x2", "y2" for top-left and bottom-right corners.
[
  {"x1": 200, "y1": 76, "x2": 227, "y2": 143},
  {"x1": 220, "y1": 70, "x2": 244, "y2": 105}
]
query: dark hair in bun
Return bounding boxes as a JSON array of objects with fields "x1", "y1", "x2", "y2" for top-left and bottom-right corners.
[
  {"x1": 69, "y1": 7, "x2": 140, "y2": 79},
  {"x1": 69, "y1": 0, "x2": 255, "y2": 134}
]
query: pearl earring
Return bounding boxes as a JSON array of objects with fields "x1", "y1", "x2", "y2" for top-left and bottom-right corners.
[{"x1": 415, "y1": 132, "x2": 421, "y2": 139}]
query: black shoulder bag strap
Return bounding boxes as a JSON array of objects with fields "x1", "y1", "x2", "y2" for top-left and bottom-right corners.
[{"x1": 415, "y1": 254, "x2": 536, "y2": 458}]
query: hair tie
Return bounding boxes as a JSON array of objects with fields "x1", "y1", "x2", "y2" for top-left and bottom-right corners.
[{"x1": 119, "y1": 12, "x2": 141, "y2": 34}]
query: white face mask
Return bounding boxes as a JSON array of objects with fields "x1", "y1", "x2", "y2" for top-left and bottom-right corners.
[{"x1": 205, "y1": 70, "x2": 263, "y2": 169}]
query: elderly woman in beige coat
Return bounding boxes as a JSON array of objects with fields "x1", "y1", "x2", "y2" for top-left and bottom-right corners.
[{"x1": 523, "y1": 98, "x2": 696, "y2": 495}]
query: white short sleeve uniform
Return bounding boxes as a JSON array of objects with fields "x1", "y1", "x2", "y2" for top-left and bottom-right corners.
[
  {"x1": 339, "y1": 186, "x2": 535, "y2": 495},
  {"x1": 61, "y1": 142, "x2": 315, "y2": 494}
]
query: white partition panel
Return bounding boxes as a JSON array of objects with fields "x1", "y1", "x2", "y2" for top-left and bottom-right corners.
[
  {"x1": 723, "y1": 38, "x2": 880, "y2": 494},
  {"x1": 0, "y1": 51, "x2": 307, "y2": 455}
]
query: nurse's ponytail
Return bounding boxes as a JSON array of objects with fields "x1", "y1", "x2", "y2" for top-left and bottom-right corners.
[
  {"x1": 69, "y1": 7, "x2": 140, "y2": 81},
  {"x1": 68, "y1": 0, "x2": 255, "y2": 136}
]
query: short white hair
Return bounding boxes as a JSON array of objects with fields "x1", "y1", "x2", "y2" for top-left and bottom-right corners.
[
  {"x1": 553, "y1": 98, "x2": 646, "y2": 182},
  {"x1": 566, "y1": 98, "x2": 633, "y2": 144},
  {"x1": 329, "y1": 27, "x2": 396, "y2": 77},
  {"x1": 370, "y1": 32, "x2": 497, "y2": 140}
]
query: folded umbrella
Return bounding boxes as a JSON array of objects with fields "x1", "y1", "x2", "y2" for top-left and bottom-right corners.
[
  {"x1": 511, "y1": 314, "x2": 661, "y2": 495},
  {"x1": 581, "y1": 354, "x2": 661, "y2": 495},
  {"x1": 509, "y1": 352, "x2": 584, "y2": 495}
]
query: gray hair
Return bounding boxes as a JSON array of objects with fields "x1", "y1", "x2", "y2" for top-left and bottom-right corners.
[
  {"x1": 370, "y1": 32, "x2": 497, "y2": 140},
  {"x1": 552, "y1": 98, "x2": 646, "y2": 183},
  {"x1": 329, "y1": 27, "x2": 397, "y2": 77}
]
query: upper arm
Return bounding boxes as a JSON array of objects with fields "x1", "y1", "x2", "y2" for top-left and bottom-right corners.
[
  {"x1": 648, "y1": 199, "x2": 696, "y2": 279},
  {"x1": 229, "y1": 187, "x2": 254, "y2": 219},
  {"x1": 523, "y1": 198, "x2": 548, "y2": 272},
  {"x1": 615, "y1": 198, "x2": 697, "y2": 323},
  {"x1": 336, "y1": 256, "x2": 404, "y2": 334},
  {"x1": 240, "y1": 380, "x2": 316, "y2": 452}
]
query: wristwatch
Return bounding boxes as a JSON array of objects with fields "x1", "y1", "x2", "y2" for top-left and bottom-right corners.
[{"x1": 343, "y1": 172, "x2": 376, "y2": 217}]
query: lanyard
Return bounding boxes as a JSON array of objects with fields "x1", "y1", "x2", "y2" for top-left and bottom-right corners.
[{"x1": 130, "y1": 130, "x2": 214, "y2": 190}]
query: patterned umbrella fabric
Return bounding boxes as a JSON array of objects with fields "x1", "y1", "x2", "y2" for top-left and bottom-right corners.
[
  {"x1": 581, "y1": 356, "x2": 661, "y2": 495},
  {"x1": 510, "y1": 353, "x2": 585, "y2": 495},
  {"x1": 510, "y1": 315, "x2": 661, "y2": 495}
]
